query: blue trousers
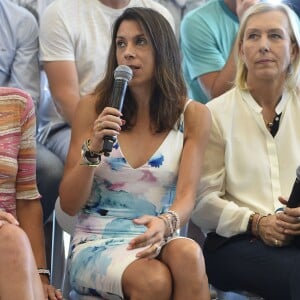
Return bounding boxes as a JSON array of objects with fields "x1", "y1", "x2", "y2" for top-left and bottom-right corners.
[
  {"x1": 45, "y1": 126, "x2": 71, "y2": 163},
  {"x1": 203, "y1": 233, "x2": 300, "y2": 300},
  {"x1": 36, "y1": 143, "x2": 64, "y2": 223}
]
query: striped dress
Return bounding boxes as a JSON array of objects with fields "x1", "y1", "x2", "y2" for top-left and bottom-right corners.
[{"x1": 0, "y1": 87, "x2": 40, "y2": 216}]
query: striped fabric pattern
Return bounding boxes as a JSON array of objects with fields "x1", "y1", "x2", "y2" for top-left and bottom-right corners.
[{"x1": 0, "y1": 87, "x2": 40, "y2": 216}]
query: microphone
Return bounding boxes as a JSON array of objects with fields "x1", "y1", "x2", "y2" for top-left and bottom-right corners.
[
  {"x1": 102, "y1": 65, "x2": 133, "y2": 156},
  {"x1": 287, "y1": 166, "x2": 300, "y2": 208}
]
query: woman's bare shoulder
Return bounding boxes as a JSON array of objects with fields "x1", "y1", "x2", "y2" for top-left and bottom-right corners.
[{"x1": 185, "y1": 99, "x2": 210, "y2": 119}]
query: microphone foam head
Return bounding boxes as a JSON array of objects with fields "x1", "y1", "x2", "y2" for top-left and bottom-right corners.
[{"x1": 114, "y1": 65, "x2": 133, "y2": 82}]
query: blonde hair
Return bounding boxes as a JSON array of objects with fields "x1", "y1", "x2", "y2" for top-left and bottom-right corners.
[{"x1": 235, "y1": 2, "x2": 300, "y2": 91}]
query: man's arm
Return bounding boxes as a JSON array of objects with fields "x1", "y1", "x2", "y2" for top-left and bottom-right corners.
[
  {"x1": 39, "y1": 2, "x2": 81, "y2": 125},
  {"x1": 10, "y1": 10, "x2": 40, "y2": 107},
  {"x1": 43, "y1": 61, "x2": 80, "y2": 125},
  {"x1": 198, "y1": 40, "x2": 237, "y2": 99},
  {"x1": 198, "y1": 0, "x2": 258, "y2": 100}
]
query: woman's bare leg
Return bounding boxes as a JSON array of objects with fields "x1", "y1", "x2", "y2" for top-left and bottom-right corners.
[
  {"x1": 0, "y1": 224, "x2": 44, "y2": 300},
  {"x1": 122, "y1": 257, "x2": 172, "y2": 300},
  {"x1": 161, "y1": 238, "x2": 210, "y2": 300}
]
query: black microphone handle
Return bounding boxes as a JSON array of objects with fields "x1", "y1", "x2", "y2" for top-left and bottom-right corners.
[
  {"x1": 102, "y1": 79, "x2": 128, "y2": 156},
  {"x1": 287, "y1": 178, "x2": 300, "y2": 208},
  {"x1": 286, "y1": 167, "x2": 300, "y2": 247},
  {"x1": 102, "y1": 136, "x2": 115, "y2": 156}
]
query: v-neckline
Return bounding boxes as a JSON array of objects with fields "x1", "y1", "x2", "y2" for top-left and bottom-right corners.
[{"x1": 116, "y1": 129, "x2": 173, "y2": 170}]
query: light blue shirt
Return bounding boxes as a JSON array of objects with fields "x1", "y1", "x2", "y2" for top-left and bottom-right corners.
[
  {"x1": 180, "y1": 0, "x2": 238, "y2": 103},
  {"x1": 0, "y1": 0, "x2": 40, "y2": 107}
]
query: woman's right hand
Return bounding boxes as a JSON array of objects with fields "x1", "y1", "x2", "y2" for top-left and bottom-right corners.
[
  {"x1": 127, "y1": 215, "x2": 166, "y2": 258},
  {"x1": 89, "y1": 107, "x2": 123, "y2": 153},
  {"x1": 0, "y1": 210, "x2": 19, "y2": 227}
]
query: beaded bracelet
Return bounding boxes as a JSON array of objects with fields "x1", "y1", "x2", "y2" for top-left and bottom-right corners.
[
  {"x1": 167, "y1": 210, "x2": 180, "y2": 232},
  {"x1": 38, "y1": 268, "x2": 51, "y2": 279},
  {"x1": 158, "y1": 210, "x2": 180, "y2": 238}
]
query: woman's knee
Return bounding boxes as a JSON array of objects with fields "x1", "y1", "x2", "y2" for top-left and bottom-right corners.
[
  {"x1": 0, "y1": 224, "x2": 31, "y2": 262},
  {"x1": 167, "y1": 238, "x2": 205, "y2": 267},
  {"x1": 123, "y1": 258, "x2": 172, "y2": 299}
]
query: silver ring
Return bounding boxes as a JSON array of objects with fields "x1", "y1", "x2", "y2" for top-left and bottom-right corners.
[
  {"x1": 274, "y1": 239, "x2": 279, "y2": 246},
  {"x1": 153, "y1": 243, "x2": 162, "y2": 256}
]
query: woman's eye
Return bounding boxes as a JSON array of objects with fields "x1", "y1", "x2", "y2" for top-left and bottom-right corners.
[
  {"x1": 136, "y1": 38, "x2": 147, "y2": 45},
  {"x1": 248, "y1": 33, "x2": 258, "y2": 40},
  {"x1": 116, "y1": 40, "x2": 126, "y2": 48},
  {"x1": 270, "y1": 33, "x2": 282, "y2": 39}
]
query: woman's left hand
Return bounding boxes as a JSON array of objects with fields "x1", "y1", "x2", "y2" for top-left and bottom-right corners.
[
  {"x1": 127, "y1": 215, "x2": 166, "y2": 258},
  {"x1": 258, "y1": 212, "x2": 293, "y2": 247}
]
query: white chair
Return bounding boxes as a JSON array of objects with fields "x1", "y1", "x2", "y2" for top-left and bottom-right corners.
[
  {"x1": 51, "y1": 198, "x2": 104, "y2": 300},
  {"x1": 50, "y1": 212, "x2": 65, "y2": 289}
]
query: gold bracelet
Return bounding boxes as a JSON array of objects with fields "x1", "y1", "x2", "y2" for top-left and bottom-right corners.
[
  {"x1": 86, "y1": 139, "x2": 103, "y2": 156},
  {"x1": 81, "y1": 139, "x2": 102, "y2": 166},
  {"x1": 256, "y1": 215, "x2": 267, "y2": 238}
]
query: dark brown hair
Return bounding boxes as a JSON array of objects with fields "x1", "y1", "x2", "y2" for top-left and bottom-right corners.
[{"x1": 93, "y1": 7, "x2": 187, "y2": 132}]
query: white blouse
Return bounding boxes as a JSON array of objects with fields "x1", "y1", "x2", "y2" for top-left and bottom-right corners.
[{"x1": 192, "y1": 87, "x2": 300, "y2": 237}]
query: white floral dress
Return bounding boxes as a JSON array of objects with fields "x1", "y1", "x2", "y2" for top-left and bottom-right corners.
[{"x1": 69, "y1": 100, "x2": 192, "y2": 299}]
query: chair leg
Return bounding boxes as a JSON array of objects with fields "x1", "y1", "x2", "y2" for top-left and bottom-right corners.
[
  {"x1": 62, "y1": 239, "x2": 72, "y2": 299},
  {"x1": 50, "y1": 211, "x2": 65, "y2": 289}
]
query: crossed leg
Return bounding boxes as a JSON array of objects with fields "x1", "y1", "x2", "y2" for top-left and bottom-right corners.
[{"x1": 122, "y1": 237, "x2": 210, "y2": 300}]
